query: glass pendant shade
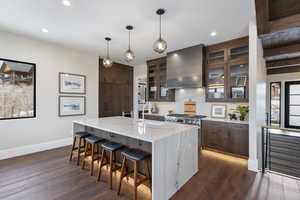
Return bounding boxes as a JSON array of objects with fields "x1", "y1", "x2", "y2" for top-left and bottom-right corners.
[
  {"x1": 124, "y1": 25, "x2": 135, "y2": 62},
  {"x1": 103, "y1": 57, "x2": 113, "y2": 68},
  {"x1": 124, "y1": 49, "x2": 135, "y2": 62},
  {"x1": 153, "y1": 38, "x2": 167, "y2": 54},
  {"x1": 153, "y1": 9, "x2": 167, "y2": 54},
  {"x1": 103, "y1": 37, "x2": 113, "y2": 68}
]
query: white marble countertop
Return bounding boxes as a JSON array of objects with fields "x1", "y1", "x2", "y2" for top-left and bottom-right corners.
[
  {"x1": 74, "y1": 116, "x2": 198, "y2": 143},
  {"x1": 202, "y1": 117, "x2": 249, "y2": 125}
]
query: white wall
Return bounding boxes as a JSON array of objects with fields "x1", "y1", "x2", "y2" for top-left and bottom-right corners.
[
  {"x1": 248, "y1": 0, "x2": 267, "y2": 172},
  {"x1": 0, "y1": 31, "x2": 98, "y2": 155},
  {"x1": 267, "y1": 72, "x2": 300, "y2": 128}
]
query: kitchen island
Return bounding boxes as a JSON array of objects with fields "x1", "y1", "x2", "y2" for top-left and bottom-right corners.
[{"x1": 73, "y1": 116, "x2": 198, "y2": 200}]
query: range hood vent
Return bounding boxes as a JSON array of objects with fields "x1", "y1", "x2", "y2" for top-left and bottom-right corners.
[{"x1": 166, "y1": 44, "x2": 204, "y2": 89}]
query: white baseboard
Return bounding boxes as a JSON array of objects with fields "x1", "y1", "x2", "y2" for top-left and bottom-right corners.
[
  {"x1": 0, "y1": 137, "x2": 72, "y2": 160},
  {"x1": 248, "y1": 159, "x2": 259, "y2": 172}
]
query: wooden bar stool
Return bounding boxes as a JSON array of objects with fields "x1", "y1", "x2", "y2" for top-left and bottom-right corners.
[
  {"x1": 69, "y1": 131, "x2": 90, "y2": 166},
  {"x1": 118, "y1": 148, "x2": 151, "y2": 200},
  {"x1": 81, "y1": 136, "x2": 105, "y2": 176},
  {"x1": 97, "y1": 141, "x2": 124, "y2": 189}
]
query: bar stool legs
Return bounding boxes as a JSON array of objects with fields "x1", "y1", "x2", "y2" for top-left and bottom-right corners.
[
  {"x1": 118, "y1": 150, "x2": 151, "y2": 200},
  {"x1": 144, "y1": 160, "x2": 152, "y2": 191},
  {"x1": 69, "y1": 132, "x2": 89, "y2": 166},
  {"x1": 96, "y1": 148, "x2": 108, "y2": 182},
  {"x1": 69, "y1": 137, "x2": 76, "y2": 161},
  {"x1": 97, "y1": 141, "x2": 124, "y2": 189},
  {"x1": 118, "y1": 155, "x2": 126, "y2": 195},
  {"x1": 82, "y1": 142, "x2": 98, "y2": 176},
  {"x1": 81, "y1": 136, "x2": 104, "y2": 176},
  {"x1": 133, "y1": 160, "x2": 138, "y2": 200}
]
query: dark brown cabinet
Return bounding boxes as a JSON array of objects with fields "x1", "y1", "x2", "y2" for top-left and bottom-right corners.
[
  {"x1": 202, "y1": 120, "x2": 249, "y2": 157},
  {"x1": 99, "y1": 59, "x2": 133, "y2": 117},
  {"x1": 205, "y1": 37, "x2": 249, "y2": 102},
  {"x1": 147, "y1": 57, "x2": 175, "y2": 102}
]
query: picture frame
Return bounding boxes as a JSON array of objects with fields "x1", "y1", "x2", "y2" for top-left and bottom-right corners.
[
  {"x1": 59, "y1": 72, "x2": 86, "y2": 94},
  {"x1": 211, "y1": 104, "x2": 227, "y2": 119},
  {"x1": 0, "y1": 58, "x2": 36, "y2": 120},
  {"x1": 58, "y1": 96, "x2": 86, "y2": 117}
]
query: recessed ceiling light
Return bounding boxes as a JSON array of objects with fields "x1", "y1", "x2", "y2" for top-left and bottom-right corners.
[
  {"x1": 42, "y1": 28, "x2": 49, "y2": 33},
  {"x1": 62, "y1": 0, "x2": 71, "y2": 7},
  {"x1": 210, "y1": 31, "x2": 217, "y2": 37}
]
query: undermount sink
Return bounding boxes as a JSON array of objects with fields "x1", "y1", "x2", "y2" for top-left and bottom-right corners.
[
  {"x1": 145, "y1": 121, "x2": 163, "y2": 126},
  {"x1": 137, "y1": 120, "x2": 163, "y2": 126}
]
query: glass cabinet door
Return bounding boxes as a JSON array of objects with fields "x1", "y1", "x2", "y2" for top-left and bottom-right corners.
[
  {"x1": 229, "y1": 45, "x2": 248, "y2": 61},
  {"x1": 158, "y1": 63, "x2": 169, "y2": 100},
  {"x1": 148, "y1": 65, "x2": 157, "y2": 100},
  {"x1": 207, "y1": 66, "x2": 225, "y2": 99},
  {"x1": 207, "y1": 49, "x2": 225, "y2": 65},
  {"x1": 229, "y1": 63, "x2": 248, "y2": 100}
]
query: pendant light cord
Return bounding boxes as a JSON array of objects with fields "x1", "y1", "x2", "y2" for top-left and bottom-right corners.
[
  {"x1": 128, "y1": 30, "x2": 131, "y2": 50},
  {"x1": 159, "y1": 15, "x2": 162, "y2": 39},
  {"x1": 107, "y1": 40, "x2": 109, "y2": 58}
]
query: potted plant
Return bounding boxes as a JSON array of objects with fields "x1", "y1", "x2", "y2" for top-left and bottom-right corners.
[{"x1": 234, "y1": 105, "x2": 249, "y2": 121}]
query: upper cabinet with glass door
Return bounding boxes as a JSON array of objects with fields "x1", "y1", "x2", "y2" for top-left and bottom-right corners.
[
  {"x1": 147, "y1": 57, "x2": 175, "y2": 102},
  {"x1": 229, "y1": 62, "x2": 249, "y2": 101},
  {"x1": 205, "y1": 36, "x2": 249, "y2": 102},
  {"x1": 206, "y1": 65, "x2": 226, "y2": 100}
]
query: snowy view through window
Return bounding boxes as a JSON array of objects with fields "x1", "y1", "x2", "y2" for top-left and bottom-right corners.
[{"x1": 0, "y1": 59, "x2": 35, "y2": 119}]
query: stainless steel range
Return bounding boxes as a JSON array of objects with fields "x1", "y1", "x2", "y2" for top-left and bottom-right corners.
[{"x1": 165, "y1": 114, "x2": 207, "y2": 126}]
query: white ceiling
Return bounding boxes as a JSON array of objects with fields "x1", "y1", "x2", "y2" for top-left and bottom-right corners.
[{"x1": 0, "y1": 0, "x2": 250, "y2": 65}]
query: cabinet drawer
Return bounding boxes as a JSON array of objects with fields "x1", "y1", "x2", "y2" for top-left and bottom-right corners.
[
  {"x1": 202, "y1": 120, "x2": 249, "y2": 157},
  {"x1": 228, "y1": 124, "x2": 249, "y2": 156},
  {"x1": 203, "y1": 121, "x2": 228, "y2": 151}
]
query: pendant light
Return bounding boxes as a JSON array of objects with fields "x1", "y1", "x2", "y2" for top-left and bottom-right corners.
[
  {"x1": 103, "y1": 37, "x2": 113, "y2": 68},
  {"x1": 153, "y1": 8, "x2": 167, "y2": 54},
  {"x1": 124, "y1": 25, "x2": 135, "y2": 62}
]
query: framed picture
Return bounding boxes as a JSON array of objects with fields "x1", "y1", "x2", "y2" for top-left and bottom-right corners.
[
  {"x1": 211, "y1": 104, "x2": 227, "y2": 119},
  {"x1": 59, "y1": 96, "x2": 86, "y2": 117},
  {"x1": 0, "y1": 58, "x2": 36, "y2": 120},
  {"x1": 59, "y1": 72, "x2": 86, "y2": 94}
]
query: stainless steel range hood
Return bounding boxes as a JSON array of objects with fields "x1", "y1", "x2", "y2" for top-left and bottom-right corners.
[{"x1": 166, "y1": 44, "x2": 204, "y2": 89}]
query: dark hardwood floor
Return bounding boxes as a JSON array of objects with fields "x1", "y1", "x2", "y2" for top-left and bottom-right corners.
[{"x1": 0, "y1": 147, "x2": 299, "y2": 200}]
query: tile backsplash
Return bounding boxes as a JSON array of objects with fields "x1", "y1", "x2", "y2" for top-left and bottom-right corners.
[{"x1": 149, "y1": 88, "x2": 248, "y2": 119}]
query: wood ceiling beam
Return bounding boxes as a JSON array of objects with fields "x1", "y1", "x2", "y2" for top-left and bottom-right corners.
[
  {"x1": 255, "y1": 0, "x2": 269, "y2": 35},
  {"x1": 264, "y1": 43, "x2": 300, "y2": 57},
  {"x1": 267, "y1": 66, "x2": 300, "y2": 75},
  {"x1": 269, "y1": 13, "x2": 300, "y2": 33},
  {"x1": 266, "y1": 57, "x2": 300, "y2": 68}
]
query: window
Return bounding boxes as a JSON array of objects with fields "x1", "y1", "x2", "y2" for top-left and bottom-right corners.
[
  {"x1": 285, "y1": 81, "x2": 300, "y2": 129},
  {"x1": 270, "y1": 82, "x2": 281, "y2": 127},
  {"x1": 0, "y1": 58, "x2": 36, "y2": 120}
]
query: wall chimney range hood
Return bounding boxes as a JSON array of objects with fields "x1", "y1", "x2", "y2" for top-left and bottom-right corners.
[{"x1": 166, "y1": 44, "x2": 205, "y2": 89}]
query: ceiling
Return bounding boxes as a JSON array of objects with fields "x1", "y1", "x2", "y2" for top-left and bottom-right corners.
[{"x1": 0, "y1": 0, "x2": 250, "y2": 65}]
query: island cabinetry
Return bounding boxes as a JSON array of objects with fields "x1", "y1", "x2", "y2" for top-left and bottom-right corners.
[
  {"x1": 202, "y1": 120, "x2": 249, "y2": 157},
  {"x1": 147, "y1": 57, "x2": 175, "y2": 102},
  {"x1": 73, "y1": 117, "x2": 198, "y2": 200}
]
